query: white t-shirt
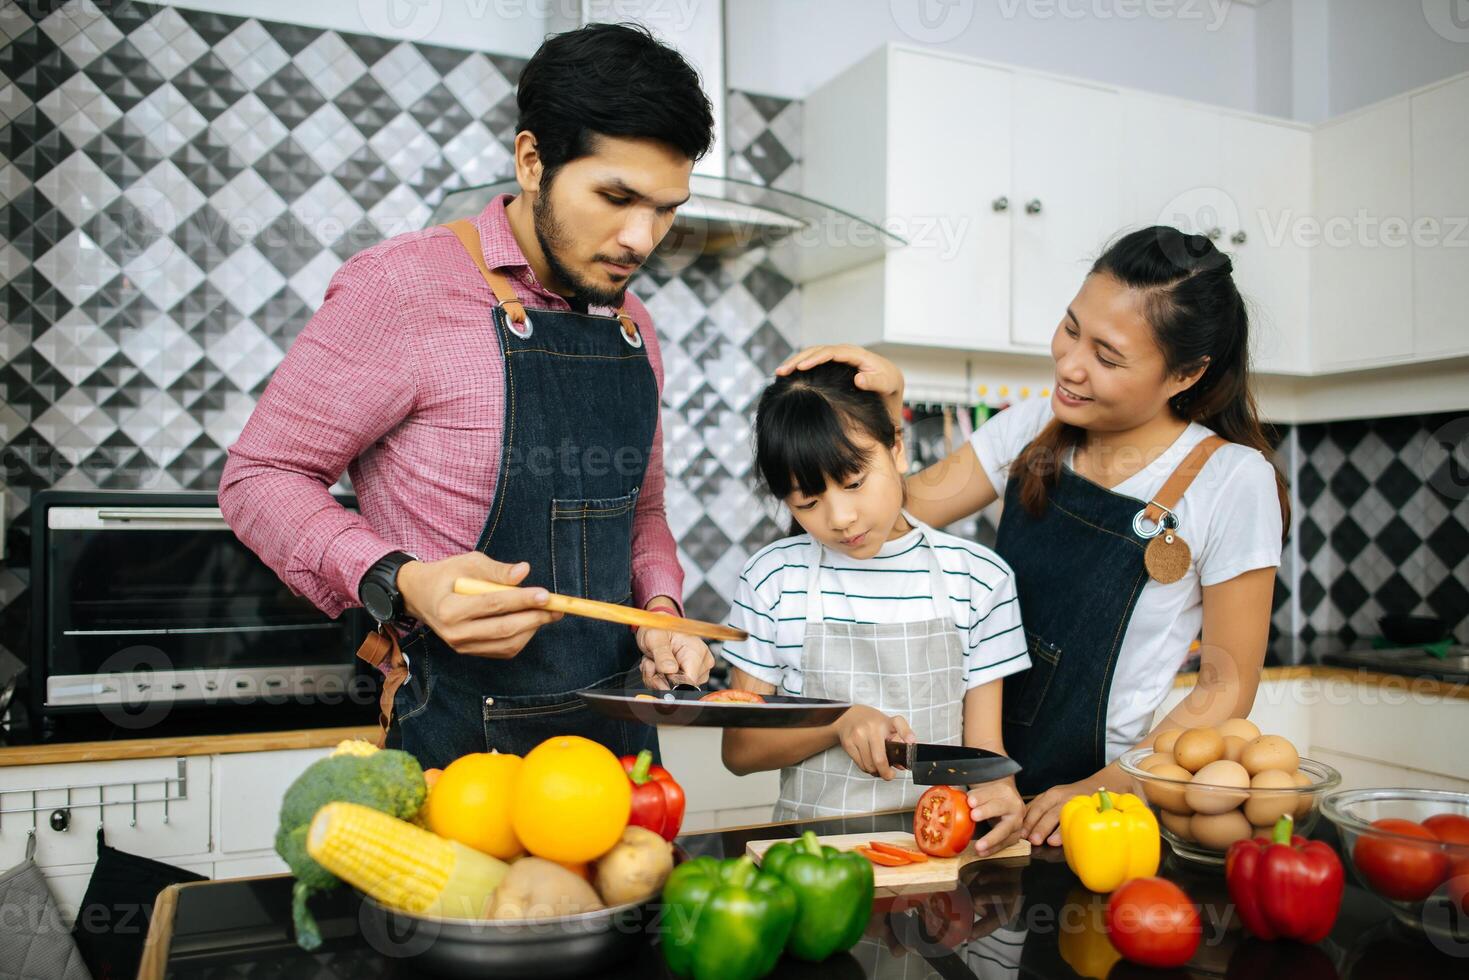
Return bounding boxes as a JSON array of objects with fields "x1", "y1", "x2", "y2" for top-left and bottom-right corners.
[
  {"x1": 970, "y1": 397, "x2": 1283, "y2": 760},
  {"x1": 722, "y1": 526, "x2": 1032, "y2": 695}
]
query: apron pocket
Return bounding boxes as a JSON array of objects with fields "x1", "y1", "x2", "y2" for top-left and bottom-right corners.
[
  {"x1": 392, "y1": 629, "x2": 434, "y2": 723},
  {"x1": 481, "y1": 671, "x2": 654, "y2": 758},
  {"x1": 550, "y1": 489, "x2": 639, "y2": 603},
  {"x1": 1001, "y1": 632, "x2": 1062, "y2": 728}
]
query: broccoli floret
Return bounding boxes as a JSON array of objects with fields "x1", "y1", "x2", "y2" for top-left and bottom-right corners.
[{"x1": 275, "y1": 748, "x2": 426, "y2": 949}]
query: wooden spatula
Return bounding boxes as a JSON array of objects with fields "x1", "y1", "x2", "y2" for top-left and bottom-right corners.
[{"x1": 452, "y1": 577, "x2": 748, "y2": 644}]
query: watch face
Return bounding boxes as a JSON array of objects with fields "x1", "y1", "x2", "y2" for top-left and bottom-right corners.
[{"x1": 362, "y1": 582, "x2": 392, "y2": 622}]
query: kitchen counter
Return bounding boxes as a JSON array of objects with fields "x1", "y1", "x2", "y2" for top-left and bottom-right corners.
[{"x1": 139, "y1": 809, "x2": 1463, "y2": 979}]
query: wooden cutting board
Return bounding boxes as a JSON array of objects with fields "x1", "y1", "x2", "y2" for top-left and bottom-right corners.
[{"x1": 746, "y1": 830, "x2": 1030, "y2": 897}]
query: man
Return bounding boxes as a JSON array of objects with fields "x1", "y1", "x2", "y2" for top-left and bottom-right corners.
[{"x1": 219, "y1": 23, "x2": 716, "y2": 769}]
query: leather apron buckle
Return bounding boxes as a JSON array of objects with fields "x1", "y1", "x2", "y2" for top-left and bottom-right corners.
[{"x1": 356, "y1": 626, "x2": 408, "y2": 749}]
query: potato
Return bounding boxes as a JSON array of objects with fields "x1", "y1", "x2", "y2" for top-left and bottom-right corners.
[
  {"x1": 594, "y1": 826, "x2": 675, "y2": 907},
  {"x1": 1185, "y1": 760, "x2": 1250, "y2": 815},
  {"x1": 1152, "y1": 729, "x2": 1183, "y2": 756},
  {"x1": 1217, "y1": 718, "x2": 1260, "y2": 742},
  {"x1": 1174, "y1": 728, "x2": 1224, "y2": 773},
  {"x1": 1144, "y1": 764, "x2": 1195, "y2": 815},
  {"x1": 491, "y1": 857, "x2": 605, "y2": 920},
  {"x1": 1241, "y1": 735, "x2": 1299, "y2": 777},
  {"x1": 1138, "y1": 752, "x2": 1177, "y2": 773},
  {"x1": 1243, "y1": 769, "x2": 1298, "y2": 827}
]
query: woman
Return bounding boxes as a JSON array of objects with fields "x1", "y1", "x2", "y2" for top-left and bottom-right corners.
[{"x1": 778, "y1": 228, "x2": 1287, "y2": 847}]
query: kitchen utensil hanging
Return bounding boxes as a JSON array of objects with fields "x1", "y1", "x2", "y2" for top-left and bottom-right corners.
[{"x1": 0, "y1": 757, "x2": 189, "y2": 832}]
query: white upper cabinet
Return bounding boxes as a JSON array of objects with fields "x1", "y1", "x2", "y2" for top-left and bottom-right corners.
[
  {"x1": 1410, "y1": 75, "x2": 1469, "y2": 359},
  {"x1": 1120, "y1": 91, "x2": 1227, "y2": 237},
  {"x1": 1311, "y1": 99, "x2": 1415, "y2": 370},
  {"x1": 1009, "y1": 75, "x2": 1122, "y2": 349}
]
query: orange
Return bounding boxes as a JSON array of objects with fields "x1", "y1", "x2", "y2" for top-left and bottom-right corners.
[
  {"x1": 512, "y1": 736, "x2": 630, "y2": 863},
  {"x1": 423, "y1": 767, "x2": 443, "y2": 790},
  {"x1": 424, "y1": 752, "x2": 523, "y2": 859}
]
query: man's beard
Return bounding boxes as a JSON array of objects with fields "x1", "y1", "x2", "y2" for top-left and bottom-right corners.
[{"x1": 532, "y1": 186, "x2": 644, "y2": 309}]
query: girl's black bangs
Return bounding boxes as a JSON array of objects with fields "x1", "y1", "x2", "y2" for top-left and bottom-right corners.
[{"x1": 757, "y1": 387, "x2": 875, "y2": 499}]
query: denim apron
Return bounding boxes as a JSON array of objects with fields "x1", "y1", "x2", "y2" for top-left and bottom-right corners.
[
  {"x1": 773, "y1": 516, "x2": 968, "y2": 821},
  {"x1": 994, "y1": 468, "x2": 1150, "y2": 797},
  {"x1": 386, "y1": 220, "x2": 660, "y2": 770}
]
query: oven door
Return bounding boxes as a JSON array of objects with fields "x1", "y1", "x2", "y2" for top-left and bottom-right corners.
[{"x1": 39, "y1": 498, "x2": 366, "y2": 709}]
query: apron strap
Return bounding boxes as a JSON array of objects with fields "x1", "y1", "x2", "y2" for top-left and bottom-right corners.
[
  {"x1": 1138, "y1": 434, "x2": 1229, "y2": 531},
  {"x1": 355, "y1": 628, "x2": 408, "y2": 749},
  {"x1": 443, "y1": 218, "x2": 641, "y2": 345}
]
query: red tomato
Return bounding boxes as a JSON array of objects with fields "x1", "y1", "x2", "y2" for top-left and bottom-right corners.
[
  {"x1": 1353, "y1": 818, "x2": 1451, "y2": 901},
  {"x1": 1105, "y1": 877, "x2": 1201, "y2": 969},
  {"x1": 699, "y1": 690, "x2": 766, "y2": 703},
  {"x1": 1446, "y1": 857, "x2": 1469, "y2": 915},
  {"x1": 1422, "y1": 813, "x2": 1469, "y2": 847},
  {"x1": 914, "y1": 785, "x2": 975, "y2": 858}
]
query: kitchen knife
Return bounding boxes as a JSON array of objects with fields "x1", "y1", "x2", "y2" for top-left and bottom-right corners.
[{"x1": 885, "y1": 740, "x2": 1021, "y2": 785}]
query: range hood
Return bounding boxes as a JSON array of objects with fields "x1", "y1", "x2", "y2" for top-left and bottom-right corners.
[{"x1": 427, "y1": 174, "x2": 904, "y2": 284}]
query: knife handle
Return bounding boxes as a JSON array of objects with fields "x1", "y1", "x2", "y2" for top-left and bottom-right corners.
[{"x1": 885, "y1": 738, "x2": 914, "y2": 770}]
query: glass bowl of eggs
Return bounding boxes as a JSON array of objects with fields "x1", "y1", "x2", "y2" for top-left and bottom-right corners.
[{"x1": 1116, "y1": 720, "x2": 1341, "y2": 865}]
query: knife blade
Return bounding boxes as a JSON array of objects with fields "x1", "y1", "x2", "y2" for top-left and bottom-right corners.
[{"x1": 885, "y1": 740, "x2": 1021, "y2": 785}]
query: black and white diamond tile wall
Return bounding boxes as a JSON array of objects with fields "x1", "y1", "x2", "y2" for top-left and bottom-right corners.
[{"x1": 0, "y1": 2, "x2": 804, "y2": 659}]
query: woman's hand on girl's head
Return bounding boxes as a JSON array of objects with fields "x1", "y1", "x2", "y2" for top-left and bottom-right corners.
[
  {"x1": 835, "y1": 705, "x2": 915, "y2": 780},
  {"x1": 775, "y1": 345, "x2": 904, "y2": 396},
  {"x1": 1020, "y1": 780, "x2": 1092, "y2": 848},
  {"x1": 967, "y1": 779, "x2": 1024, "y2": 856}
]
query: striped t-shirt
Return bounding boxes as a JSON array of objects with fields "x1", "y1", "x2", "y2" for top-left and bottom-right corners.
[{"x1": 722, "y1": 527, "x2": 1031, "y2": 695}]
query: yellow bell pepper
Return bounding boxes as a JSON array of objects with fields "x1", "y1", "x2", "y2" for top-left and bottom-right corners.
[
  {"x1": 1057, "y1": 887, "x2": 1122, "y2": 979},
  {"x1": 1060, "y1": 788, "x2": 1160, "y2": 893}
]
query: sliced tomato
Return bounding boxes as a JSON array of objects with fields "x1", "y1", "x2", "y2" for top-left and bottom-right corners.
[
  {"x1": 869, "y1": 840, "x2": 929, "y2": 863},
  {"x1": 699, "y1": 690, "x2": 766, "y2": 703},
  {"x1": 856, "y1": 846, "x2": 912, "y2": 867},
  {"x1": 914, "y1": 785, "x2": 975, "y2": 858}
]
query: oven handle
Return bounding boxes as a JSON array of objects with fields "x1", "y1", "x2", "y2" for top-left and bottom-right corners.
[{"x1": 95, "y1": 508, "x2": 228, "y2": 524}]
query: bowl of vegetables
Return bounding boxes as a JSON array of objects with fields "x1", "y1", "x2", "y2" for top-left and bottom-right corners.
[
  {"x1": 1321, "y1": 787, "x2": 1469, "y2": 943},
  {"x1": 1117, "y1": 726, "x2": 1341, "y2": 865}
]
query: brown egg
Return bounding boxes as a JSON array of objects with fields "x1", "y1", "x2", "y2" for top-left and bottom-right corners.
[
  {"x1": 1185, "y1": 760, "x2": 1251, "y2": 814},
  {"x1": 1153, "y1": 729, "x2": 1183, "y2": 756},
  {"x1": 1292, "y1": 769, "x2": 1314, "y2": 818},
  {"x1": 1217, "y1": 717, "x2": 1261, "y2": 742},
  {"x1": 1241, "y1": 735, "x2": 1300, "y2": 776},
  {"x1": 1191, "y1": 809, "x2": 1253, "y2": 849},
  {"x1": 1174, "y1": 728, "x2": 1224, "y2": 773},
  {"x1": 1144, "y1": 764, "x2": 1195, "y2": 814},
  {"x1": 1221, "y1": 735, "x2": 1249, "y2": 763},
  {"x1": 1139, "y1": 752, "x2": 1177, "y2": 773},
  {"x1": 1160, "y1": 810, "x2": 1194, "y2": 841},
  {"x1": 1243, "y1": 769, "x2": 1298, "y2": 827}
]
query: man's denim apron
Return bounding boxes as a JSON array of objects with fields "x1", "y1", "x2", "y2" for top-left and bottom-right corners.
[{"x1": 386, "y1": 220, "x2": 660, "y2": 770}]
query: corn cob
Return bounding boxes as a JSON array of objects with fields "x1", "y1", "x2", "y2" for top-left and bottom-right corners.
[
  {"x1": 330, "y1": 738, "x2": 379, "y2": 757},
  {"x1": 306, "y1": 801, "x2": 509, "y2": 919}
]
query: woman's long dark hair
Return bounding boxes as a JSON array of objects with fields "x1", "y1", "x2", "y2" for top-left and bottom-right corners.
[
  {"x1": 755, "y1": 363, "x2": 898, "y2": 534},
  {"x1": 1012, "y1": 226, "x2": 1290, "y2": 535}
]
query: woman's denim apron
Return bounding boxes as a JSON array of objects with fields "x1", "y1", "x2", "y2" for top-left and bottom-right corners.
[
  {"x1": 994, "y1": 468, "x2": 1151, "y2": 796},
  {"x1": 386, "y1": 221, "x2": 661, "y2": 770}
]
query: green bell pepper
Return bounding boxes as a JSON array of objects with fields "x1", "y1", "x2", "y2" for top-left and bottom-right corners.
[
  {"x1": 761, "y1": 831, "x2": 875, "y2": 961},
  {"x1": 661, "y1": 855, "x2": 798, "y2": 980}
]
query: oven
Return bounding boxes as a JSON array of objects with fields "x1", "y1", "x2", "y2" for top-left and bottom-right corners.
[{"x1": 29, "y1": 490, "x2": 370, "y2": 718}]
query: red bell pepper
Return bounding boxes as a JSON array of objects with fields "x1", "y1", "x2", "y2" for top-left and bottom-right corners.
[
  {"x1": 1225, "y1": 814, "x2": 1344, "y2": 943},
  {"x1": 620, "y1": 749, "x2": 686, "y2": 841}
]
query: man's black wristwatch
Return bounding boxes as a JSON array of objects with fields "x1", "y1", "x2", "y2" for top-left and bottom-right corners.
[{"x1": 359, "y1": 551, "x2": 418, "y2": 627}]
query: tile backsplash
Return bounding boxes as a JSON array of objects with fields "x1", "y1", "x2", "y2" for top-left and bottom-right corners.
[{"x1": 2, "y1": 1, "x2": 1464, "y2": 696}]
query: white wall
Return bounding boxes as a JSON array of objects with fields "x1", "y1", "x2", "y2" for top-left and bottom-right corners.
[
  {"x1": 152, "y1": 0, "x2": 548, "y2": 56},
  {"x1": 1324, "y1": 0, "x2": 1469, "y2": 117},
  {"x1": 727, "y1": 0, "x2": 1260, "y2": 111}
]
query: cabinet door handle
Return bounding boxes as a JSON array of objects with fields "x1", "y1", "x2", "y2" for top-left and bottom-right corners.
[
  {"x1": 1207, "y1": 227, "x2": 1223, "y2": 240},
  {"x1": 992, "y1": 196, "x2": 1009, "y2": 212},
  {"x1": 1025, "y1": 199, "x2": 1043, "y2": 215},
  {"x1": 1231, "y1": 230, "x2": 1248, "y2": 246}
]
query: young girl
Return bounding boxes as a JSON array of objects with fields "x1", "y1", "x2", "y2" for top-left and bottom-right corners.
[
  {"x1": 779, "y1": 227, "x2": 1288, "y2": 848},
  {"x1": 720, "y1": 363, "x2": 1030, "y2": 855}
]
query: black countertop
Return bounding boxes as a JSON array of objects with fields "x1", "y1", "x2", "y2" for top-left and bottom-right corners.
[{"x1": 146, "y1": 810, "x2": 1466, "y2": 980}]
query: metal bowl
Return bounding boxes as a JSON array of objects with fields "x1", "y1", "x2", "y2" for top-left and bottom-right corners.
[{"x1": 352, "y1": 846, "x2": 686, "y2": 977}]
